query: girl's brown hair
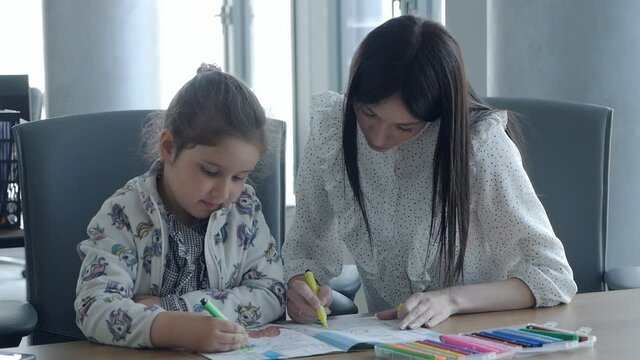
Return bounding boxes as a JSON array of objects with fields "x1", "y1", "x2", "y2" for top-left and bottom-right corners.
[{"x1": 143, "y1": 64, "x2": 266, "y2": 161}]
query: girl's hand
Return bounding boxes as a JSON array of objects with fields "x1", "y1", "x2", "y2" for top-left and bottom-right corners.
[
  {"x1": 151, "y1": 312, "x2": 248, "y2": 352},
  {"x1": 286, "y1": 276, "x2": 332, "y2": 323},
  {"x1": 376, "y1": 289, "x2": 458, "y2": 329},
  {"x1": 133, "y1": 294, "x2": 161, "y2": 307}
]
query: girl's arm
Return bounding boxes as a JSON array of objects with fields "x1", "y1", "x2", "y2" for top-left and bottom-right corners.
[
  {"x1": 149, "y1": 311, "x2": 247, "y2": 352},
  {"x1": 75, "y1": 198, "x2": 164, "y2": 348}
]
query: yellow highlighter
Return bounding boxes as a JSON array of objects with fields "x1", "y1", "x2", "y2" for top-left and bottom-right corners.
[{"x1": 304, "y1": 270, "x2": 329, "y2": 329}]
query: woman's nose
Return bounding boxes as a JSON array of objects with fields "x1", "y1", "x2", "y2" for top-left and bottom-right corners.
[{"x1": 369, "y1": 124, "x2": 387, "y2": 148}]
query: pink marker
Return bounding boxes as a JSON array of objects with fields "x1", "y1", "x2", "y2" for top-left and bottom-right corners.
[{"x1": 440, "y1": 334, "x2": 507, "y2": 354}]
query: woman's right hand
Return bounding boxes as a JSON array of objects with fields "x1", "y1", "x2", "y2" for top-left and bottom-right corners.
[
  {"x1": 151, "y1": 312, "x2": 248, "y2": 352},
  {"x1": 286, "y1": 275, "x2": 332, "y2": 323}
]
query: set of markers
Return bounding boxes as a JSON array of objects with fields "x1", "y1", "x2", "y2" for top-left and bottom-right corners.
[{"x1": 375, "y1": 323, "x2": 596, "y2": 359}]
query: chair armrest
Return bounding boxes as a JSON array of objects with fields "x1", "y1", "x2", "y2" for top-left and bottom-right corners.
[
  {"x1": 0, "y1": 300, "x2": 38, "y2": 347},
  {"x1": 605, "y1": 266, "x2": 640, "y2": 290},
  {"x1": 329, "y1": 290, "x2": 359, "y2": 316},
  {"x1": 328, "y1": 264, "x2": 361, "y2": 301}
]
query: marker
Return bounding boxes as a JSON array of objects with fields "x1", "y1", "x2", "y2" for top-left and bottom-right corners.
[
  {"x1": 304, "y1": 270, "x2": 328, "y2": 329},
  {"x1": 491, "y1": 330, "x2": 549, "y2": 347},
  {"x1": 521, "y1": 328, "x2": 580, "y2": 342},
  {"x1": 439, "y1": 334, "x2": 501, "y2": 353},
  {"x1": 200, "y1": 298, "x2": 228, "y2": 320}
]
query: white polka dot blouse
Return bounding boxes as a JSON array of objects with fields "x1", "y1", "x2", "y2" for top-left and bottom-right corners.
[{"x1": 283, "y1": 92, "x2": 577, "y2": 312}]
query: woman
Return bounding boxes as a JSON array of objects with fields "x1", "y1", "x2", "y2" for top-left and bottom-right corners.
[{"x1": 283, "y1": 15, "x2": 576, "y2": 330}]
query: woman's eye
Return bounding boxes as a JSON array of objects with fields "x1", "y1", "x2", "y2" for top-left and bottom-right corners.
[{"x1": 363, "y1": 110, "x2": 376, "y2": 117}]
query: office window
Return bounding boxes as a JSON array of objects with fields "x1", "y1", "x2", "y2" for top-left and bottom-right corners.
[
  {"x1": 249, "y1": 0, "x2": 294, "y2": 205},
  {"x1": 0, "y1": 0, "x2": 45, "y2": 108},
  {"x1": 158, "y1": 0, "x2": 225, "y2": 107}
]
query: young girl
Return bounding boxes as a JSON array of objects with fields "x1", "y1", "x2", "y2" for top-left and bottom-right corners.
[
  {"x1": 74, "y1": 65, "x2": 285, "y2": 352},
  {"x1": 284, "y1": 16, "x2": 577, "y2": 329}
]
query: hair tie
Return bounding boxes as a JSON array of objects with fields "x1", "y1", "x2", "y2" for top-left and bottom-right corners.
[{"x1": 197, "y1": 63, "x2": 222, "y2": 74}]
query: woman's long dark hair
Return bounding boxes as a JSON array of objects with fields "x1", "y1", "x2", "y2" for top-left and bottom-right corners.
[{"x1": 343, "y1": 15, "x2": 492, "y2": 286}]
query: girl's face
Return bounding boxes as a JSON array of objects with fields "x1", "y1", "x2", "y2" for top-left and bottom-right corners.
[
  {"x1": 355, "y1": 94, "x2": 426, "y2": 152},
  {"x1": 159, "y1": 133, "x2": 261, "y2": 225}
]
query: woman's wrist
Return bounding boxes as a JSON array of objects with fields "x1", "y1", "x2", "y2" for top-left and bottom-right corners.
[{"x1": 439, "y1": 286, "x2": 462, "y2": 315}]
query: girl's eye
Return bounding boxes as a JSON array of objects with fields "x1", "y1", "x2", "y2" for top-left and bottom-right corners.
[
  {"x1": 233, "y1": 176, "x2": 247, "y2": 182},
  {"x1": 396, "y1": 126, "x2": 412, "y2": 133},
  {"x1": 202, "y1": 167, "x2": 218, "y2": 177}
]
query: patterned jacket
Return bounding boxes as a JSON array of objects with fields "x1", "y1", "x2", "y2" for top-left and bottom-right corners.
[{"x1": 74, "y1": 163, "x2": 285, "y2": 348}]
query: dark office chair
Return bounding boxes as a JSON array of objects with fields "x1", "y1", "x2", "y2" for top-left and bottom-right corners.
[
  {"x1": 326, "y1": 97, "x2": 639, "y2": 310},
  {"x1": 485, "y1": 97, "x2": 639, "y2": 292},
  {"x1": 12, "y1": 111, "x2": 286, "y2": 345}
]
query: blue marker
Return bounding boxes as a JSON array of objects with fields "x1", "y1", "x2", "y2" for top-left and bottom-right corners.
[
  {"x1": 475, "y1": 331, "x2": 538, "y2": 348},
  {"x1": 490, "y1": 330, "x2": 545, "y2": 347}
]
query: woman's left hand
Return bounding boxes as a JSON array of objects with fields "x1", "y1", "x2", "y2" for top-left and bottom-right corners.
[
  {"x1": 376, "y1": 289, "x2": 458, "y2": 329},
  {"x1": 133, "y1": 294, "x2": 162, "y2": 307}
]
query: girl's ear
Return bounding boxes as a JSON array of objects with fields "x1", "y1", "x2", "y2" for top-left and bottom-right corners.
[{"x1": 159, "y1": 130, "x2": 176, "y2": 164}]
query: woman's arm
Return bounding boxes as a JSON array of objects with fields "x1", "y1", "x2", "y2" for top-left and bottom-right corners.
[{"x1": 378, "y1": 278, "x2": 534, "y2": 329}]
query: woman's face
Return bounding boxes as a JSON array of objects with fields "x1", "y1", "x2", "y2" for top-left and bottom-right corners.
[{"x1": 355, "y1": 94, "x2": 426, "y2": 152}]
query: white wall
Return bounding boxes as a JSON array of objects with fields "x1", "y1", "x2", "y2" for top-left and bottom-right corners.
[
  {"x1": 445, "y1": 0, "x2": 487, "y2": 96},
  {"x1": 487, "y1": 0, "x2": 640, "y2": 269},
  {"x1": 43, "y1": 0, "x2": 161, "y2": 117}
]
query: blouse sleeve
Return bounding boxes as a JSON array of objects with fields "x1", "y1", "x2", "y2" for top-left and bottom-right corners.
[
  {"x1": 472, "y1": 114, "x2": 578, "y2": 307},
  {"x1": 282, "y1": 92, "x2": 347, "y2": 285}
]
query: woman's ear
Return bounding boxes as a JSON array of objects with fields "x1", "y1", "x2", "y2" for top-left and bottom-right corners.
[{"x1": 159, "y1": 130, "x2": 176, "y2": 164}]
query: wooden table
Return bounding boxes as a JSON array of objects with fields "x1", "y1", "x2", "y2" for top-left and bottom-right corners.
[{"x1": 4, "y1": 289, "x2": 639, "y2": 359}]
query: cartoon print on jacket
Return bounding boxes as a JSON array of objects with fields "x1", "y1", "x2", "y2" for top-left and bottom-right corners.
[
  {"x1": 264, "y1": 242, "x2": 280, "y2": 264},
  {"x1": 77, "y1": 296, "x2": 97, "y2": 325},
  {"x1": 214, "y1": 223, "x2": 228, "y2": 244},
  {"x1": 88, "y1": 224, "x2": 106, "y2": 242},
  {"x1": 205, "y1": 289, "x2": 230, "y2": 303},
  {"x1": 112, "y1": 244, "x2": 137, "y2": 270},
  {"x1": 113, "y1": 184, "x2": 135, "y2": 197},
  {"x1": 236, "y1": 303, "x2": 261, "y2": 327},
  {"x1": 237, "y1": 219, "x2": 258, "y2": 250},
  {"x1": 104, "y1": 281, "x2": 132, "y2": 298},
  {"x1": 141, "y1": 191, "x2": 155, "y2": 214},
  {"x1": 225, "y1": 263, "x2": 241, "y2": 288},
  {"x1": 108, "y1": 203, "x2": 132, "y2": 232},
  {"x1": 268, "y1": 280, "x2": 286, "y2": 307},
  {"x1": 235, "y1": 192, "x2": 254, "y2": 216},
  {"x1": 142, "y1": 238, "x2": 161, "y2": 274},
  {"x1": 82, "y1": 256, "x2": 109, "y2": 281},
  {"x1": 106, "y1": 308, "x2": 133, "y2": 342},
  {"x1": 135, "y1": 222, "x2": 153, "y2": 240},
  {"x1": 243, "y1": 267, "x2": 265, "y2": 280}
]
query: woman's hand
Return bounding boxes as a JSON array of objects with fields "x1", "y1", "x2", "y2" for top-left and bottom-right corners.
[
  {"x1": 376, "y1": 289, "x2": 458, "y2": 329},
  {"x1": 151, "y1": 312, "x2": 248, "y2": 352},
  {"x1": 286, "y1": 275, "x2": 332, "y2": 323},
  {"x1": 133, "y1": 294, "x2": 161, "y2": 307}
]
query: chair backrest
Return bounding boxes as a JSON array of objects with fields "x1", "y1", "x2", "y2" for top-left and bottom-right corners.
[
  {"x1": 13, "y1": 111, "x2": 285, "y2": 344},
  {"x1": 484, "y1": 97, "x2": 612, "y2": 293}
]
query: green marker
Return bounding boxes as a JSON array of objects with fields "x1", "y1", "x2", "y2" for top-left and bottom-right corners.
[
  {"x1": 521, "y1": 328, "x2": 580, "y2": 341},
  {"x1": 200, "y1": 298, "x2": 228, "y2": 320}
]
